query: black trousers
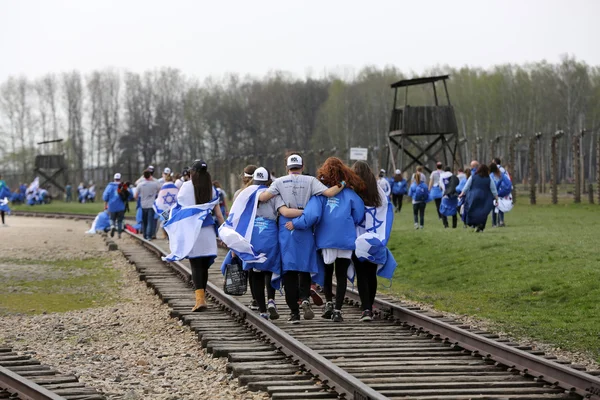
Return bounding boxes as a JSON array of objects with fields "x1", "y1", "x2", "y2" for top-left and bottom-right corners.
[
  {"x1": 442, "y1": 214, "x2": 458, "y2": 228},
  {"x1": 189, "y1": 257, "x2": 212, "y2": 290},
  {"x1": 251, "y1": 270, "x2": 276, "y2": 313},
  {"x1": 434, "y1": 198, "x2": 442, "y2": 219},
  {"x1": 323, "y1": 258, "x2": 351, "y2": 310},
  {"x1": 413, "y1": 202, "x2": 426, "y2": 226},
  {"x1": 392, "y1": 194, "x2": 404, "y2": 211},
  {"x1": 1, "y1": 211, "x2": 4, "y2": 224},
  {"x1": 283, "y1": 271, "x2": 311, "y2": 315},
  {"x1": 353, "y1": 255, "x2": 377, "y2": 311}
]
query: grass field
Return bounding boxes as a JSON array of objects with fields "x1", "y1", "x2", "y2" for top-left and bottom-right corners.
[
  {"x1": 10, "y1": 201, "x2": 121, "y2": 215},
  {"x1": 0, "y1": 258, "x2": 121, "y2": 315},
  {"x1": 386, "y1": 197, "x2": 600, "y2": 362}
]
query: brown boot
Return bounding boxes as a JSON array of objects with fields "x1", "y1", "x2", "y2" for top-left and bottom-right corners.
[{"x1": 191, "y1": 289, "x2": 207, "y2": 312}]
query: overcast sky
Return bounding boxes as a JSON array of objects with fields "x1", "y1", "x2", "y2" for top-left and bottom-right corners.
[{"x1": 1, "y1": 0, "x2": 598, "y2": 81}]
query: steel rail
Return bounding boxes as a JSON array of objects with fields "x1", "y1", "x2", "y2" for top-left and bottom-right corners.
[
  {"x1": 0, "y1": 365, "x2": 66, "y2": 400},
  {"x1": 129, "y1": 232, "x2": 387, "y2": 400},
  {"x1": 343, "y1": 286, "x2": 600, "y2": 400}
]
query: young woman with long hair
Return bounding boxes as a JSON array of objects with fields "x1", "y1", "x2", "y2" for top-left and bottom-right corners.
[
  {"x1": 351, "y1": 161, "x2": 394, "y2": 322},
  {"x1": 174, "y1": 160, "x2": 225, "y2": 311},
  {"x1": 459, "y1": 164, "x2": 498, "y2": 232}
]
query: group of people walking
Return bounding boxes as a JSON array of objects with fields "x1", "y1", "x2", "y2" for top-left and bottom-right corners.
[
  {"x1": 379, "y1": 158, "x2": 513, "y2": 232},
  {"x1": 163, "y1": 154, "x2": 397, "y2": 324}
]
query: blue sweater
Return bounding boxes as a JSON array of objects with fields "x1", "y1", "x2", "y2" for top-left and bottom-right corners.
[
  {"x1": 291, "y1": 188, "x2": 365, "y2": 251},
  {"x1": 102, "y1": 182, "x2": 127, "y2": 212}
]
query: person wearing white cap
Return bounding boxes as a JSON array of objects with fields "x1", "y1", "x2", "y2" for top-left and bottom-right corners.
[
  {"x1": 102, "y1": 173, "x2": 131, "y2": 238},
  {"x1": 377, "y1": 169, "x2": 391, "y2": 198},
  {"x1": 258, "y1": 153, "x2": 344, "y2": 324},
  {"x1": 136, "y1": 165, "x2": 157, "y2": 185},
  {"x1": 158, "y1": 167, "x2": 171, "y2": 185},
  {"x1": 245, "y1": 167, "x2": 283, "y2": 320},
  {"x1": 390, "y1": 169, "x2": 407, "y2": 213}
]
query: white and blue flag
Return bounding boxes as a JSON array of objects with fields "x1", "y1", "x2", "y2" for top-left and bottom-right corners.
[
  {"x1": 355, "y1": 186, "x2": 397, "y2": 280},
  {"x1": 218, "y1": 185, "x2": 267, "y2": 264},
  {"x1": 162, "y1": 197, "x2": 220, "y2": 262},
  {"x1": 153, "y1": 182, "x2": 179, "y2": 220}
]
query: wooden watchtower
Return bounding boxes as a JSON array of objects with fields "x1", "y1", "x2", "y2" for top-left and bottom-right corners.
[
  {"x1": 35, "y1": 139, "x2": 67, "y2": 194},
  {"x1": 387, "y1": 75, "x2": 459, "y2": 173}
]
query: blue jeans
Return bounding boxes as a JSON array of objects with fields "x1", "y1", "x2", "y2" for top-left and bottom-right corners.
[
  {"x1": 142, "y1": 208, "x2": 156, "y2": 239},
  {"x1": 492, "y1": 210, "x2": 505, "y2": 226}
]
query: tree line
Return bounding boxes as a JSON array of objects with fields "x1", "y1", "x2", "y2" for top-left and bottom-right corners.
[{"x1": 0, "y1": 55, "x2": 598, "y2": 197}]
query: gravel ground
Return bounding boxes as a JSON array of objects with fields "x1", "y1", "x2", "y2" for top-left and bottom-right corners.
[{"x1": 0, "y1": 217, "x2": 268, "y2": 400}]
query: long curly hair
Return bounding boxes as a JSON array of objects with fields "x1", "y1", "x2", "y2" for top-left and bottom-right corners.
[{"x1": 317, "y1": 157, "x2": 366, "y2": 193}]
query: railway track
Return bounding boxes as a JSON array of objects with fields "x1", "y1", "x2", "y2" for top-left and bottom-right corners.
[{"x1": 9, "y1": 212, "x2": 600, "y2": 399}]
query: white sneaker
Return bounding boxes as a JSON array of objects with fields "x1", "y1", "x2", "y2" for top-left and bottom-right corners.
[{"x1": 414, "y1": 223, "x2": 419, "y2": 229}]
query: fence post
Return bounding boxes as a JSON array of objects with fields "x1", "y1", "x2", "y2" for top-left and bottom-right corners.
[
  {"x1": 573, "y1": 134, "x2": 581, "y2": 204},
  {"x1": 528, "y1": 135, "x2": 538, "y2": 205},
  {"x1": 509, "y1": 134, "x2": 522, "y2": 204},
  {"x1": 551, "y1": 131, "x2": 563, "y2": 205}
]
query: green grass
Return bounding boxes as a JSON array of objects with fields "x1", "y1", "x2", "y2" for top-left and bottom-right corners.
[
  {"x1": 386, "y1": 199, "x2": 600, "y2": 361},
  {"x1": 0, "y1": 257, "x2": 122, "y2": 315},
  {"x1": 10, "y1": 200, "x2": 132, "y2": 215}
]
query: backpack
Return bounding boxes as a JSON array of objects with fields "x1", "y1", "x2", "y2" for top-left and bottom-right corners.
[
  {"x1": 414, "y1": 184, "x2": 429, "y2": 202},
  {"x1": 497, "y1": 174, "x2": 512, "y2": 197},
  {"x1": 392, "y1": 180, "x2": 404, "y2": 195},
  {"x1": 117, "y1": 182, "x2": 130, "y2": 202}
]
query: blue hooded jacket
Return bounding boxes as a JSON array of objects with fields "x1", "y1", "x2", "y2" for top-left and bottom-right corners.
[
  {"x1": 291, "y1": 188, "x2": 365, "y2": 251},
  {"x1": 102, "y1": 182, "x2": 127, "y2": 212}
]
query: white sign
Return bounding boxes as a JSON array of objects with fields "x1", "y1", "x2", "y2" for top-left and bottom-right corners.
[{"x1": 350, "y1": 147, "x2": 368, "y2": 161}]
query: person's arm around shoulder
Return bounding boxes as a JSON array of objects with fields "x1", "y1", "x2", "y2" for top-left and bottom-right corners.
[
  {"x1": 279, "y1": 206, "x2": 302, "y2": 219},
  {"x1": 258, "y1": 179, "x2": 279, "y2": 202}
]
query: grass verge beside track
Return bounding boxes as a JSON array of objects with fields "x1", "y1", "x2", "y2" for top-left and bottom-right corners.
[
  {"x1": 10, "y1": 200, "x2": 134, "y2": 215},
  {"x1": 387, "y1": 200, "x2": 600, "y2": 362},
  {"x1": 0, "y1": 257, "x2": 121, "y2": 315}
]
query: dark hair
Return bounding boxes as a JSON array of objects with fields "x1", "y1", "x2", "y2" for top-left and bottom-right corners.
[
  {"x1": 458, "y1": 168, "x2": 464, "y2": 173},
  {"x1": 444, "y1": 166, "x2": 451, "y2": 172},
  {"x1": 143, "y1": 170, "x2": 151, "y2": 179},
  {"x1": 493, "y1": 157, "x2": 501, "y2": 165},
  {"x1": 476, "y1": 164, "x2": 490, "y2": 177},
  {"x1": 352, "y1": 161, "x2": 381, "y2": 207},
  {"x1": 190, "y1": 163, "x2": 212, "y2": 204},
  {"x1": 436, "y1": 162, "x2": 443, "y2": 169},
  {"x1": 465, "y1": 168, "x2": 472, "y2": 178},
  {"x1": 489, "y1": 163, "x2": 499, "y2": 175},
  {"x1": 393, "y1": 174, "x2": 403, "y2": 182},
  {"x1": 212, "y1": 180, "x2": 221, "y2": 189}
]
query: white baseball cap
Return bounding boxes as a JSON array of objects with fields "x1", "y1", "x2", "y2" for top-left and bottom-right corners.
[
  {"x1": 163, "y1": 167, "x2": 171, "y2": 174},
  {"x1": 114, "y1": 173, "x2": 121, "y2": 180},
  {"x1": 148, "y1": 165, "x2": 154, "y2": 171},
  {"x1": 380, "y1": 169, "x2": 386, "y2": 173},
  {"x1": 253, "y1": 167, "x2": 270, "y2": 182},
  {"x1": 287, "y1": 154, "x2": 303, "y2": 169},
  {"x1": 395, "y1": 169, "x2": 401, "y2": 175}
]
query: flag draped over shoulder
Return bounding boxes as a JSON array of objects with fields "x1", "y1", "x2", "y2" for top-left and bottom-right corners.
[
  {"x1": 354, "y1": 186, "x2": 397, "y2": 280},
  {"x1": 153, "y1": 182, "x2": 179, "y2": 219},
  {"x1": 218, "y1": 185, "x2": 267, "y2": 264},
  {"x1": 0, "y1": 197, "x2": 10, "y2": 213},
  {"x1": 162, "y1": 197, "x2": 220, "y2": 262}
]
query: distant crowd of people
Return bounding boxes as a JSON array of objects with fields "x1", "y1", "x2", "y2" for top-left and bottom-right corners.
[{"x1": 376, "y1": 157, "x2": 513, "y2": 232}]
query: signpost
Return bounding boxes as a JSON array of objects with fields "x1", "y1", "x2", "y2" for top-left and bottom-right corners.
[{"x1": 350, "y1": 147, "x2": 368, "y2": 161}]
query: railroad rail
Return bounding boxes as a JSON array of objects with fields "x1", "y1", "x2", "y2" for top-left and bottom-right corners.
[{"x1": 11, "y1": 212, "x2": 600, "y2": 399}]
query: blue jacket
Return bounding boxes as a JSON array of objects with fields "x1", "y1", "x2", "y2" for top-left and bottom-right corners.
[
  {"x1": 291, "y1": 188, "x2": 365, "y2": 251},
  {"x1": 408, "y1": 182, "x2": 430, "y2": 202},
  {"x1": 278, "y1": 215, "x2": 319, "y2": 276},
  {"x1": 102, "y1": 182, "x2": 127, "y2": 212},
  {"x1": 391, "y1": 180, "x2": 407, "y2": 195}
]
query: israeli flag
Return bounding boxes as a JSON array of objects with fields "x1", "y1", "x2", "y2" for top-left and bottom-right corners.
[
  {"x1": 218, "y1": 185, "x2": 267, "y2": 264},
  {"x1": 355, "y1": 186, "x2": 397, "y2": 279},
  {"x1": 0, "y1": 197, "x2": 10, "y2": 213},
  {"x1": 162, "y1": 196, "x2": 220, "y2": 262},
  {"x1": 153, "y1": 182, "x2": 179, "y2": 220}
]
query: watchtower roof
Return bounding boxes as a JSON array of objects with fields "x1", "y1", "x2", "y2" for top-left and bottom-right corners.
[{"x1": 390, "y1": 74, "x2": 450, "y2": 88}]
